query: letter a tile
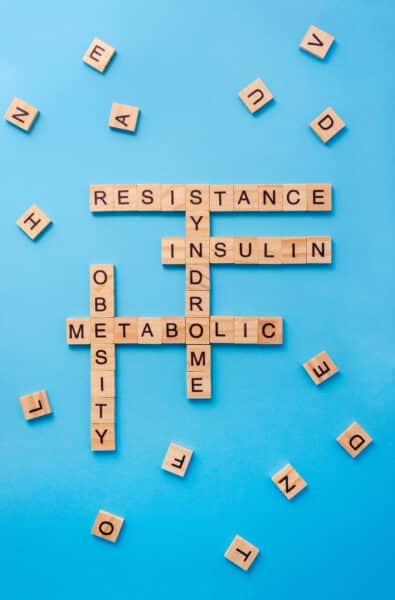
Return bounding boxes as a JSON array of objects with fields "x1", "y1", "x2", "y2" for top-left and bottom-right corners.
[
  {"x1": 162, "y1": 442, "x2": 193, "y2": 477},
  {"x1": 109, "y1": 103, "x2": 140, "y2": 133},
  {"x1": 337, "y1": 422, "x2": 373, "y2": 458},
  {"x1": 303, "y1": 350, "x2": 338, "y2": 385},
  {"x1": 224, "y1": 535, "x2": 260, "y2": 571}
]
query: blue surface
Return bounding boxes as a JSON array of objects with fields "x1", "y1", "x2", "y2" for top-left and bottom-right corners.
[{"x1": 0, "y1": 1, "x2": 393, "y2": 598}]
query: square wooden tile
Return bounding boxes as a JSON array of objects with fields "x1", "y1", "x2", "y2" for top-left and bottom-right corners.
[
  {"x1": 91, "y1": 344, "x2": 116, "y2": 371},
  {"x1": 306, "y1": 237, "x2": 332, "y2": 264},
  {"x1": 185, "y1": 290, "x2": 210, "y2": 317},
  {"x1": 234, "y1": 238, "x2": 259, "y2": 263},
  {"x1": 186, "y1": 265, "x2": 210, "y2": 291},
  {"x1": 234, "y1": 318, "x2": 258, "y2": 344},
  {"x1": 257, "y1": 237, "x2": 282, "y2": 264},
  {"x1": 210, "y1": 317, "x2": 234, "y2": 343},
  {"x1": 91, "y1": 397, "x2": 115, "y2": 423},
  {"x1": 83, "y1": 38, "x2": 115, "y2": 73},
  {"x1": 187, "y1": 344, "x2": 211, "y2": 371},
  {"x1": 307, "y1": 184, "x2": 332, "y2": 211},
  {"x1": 16, "y1": 205, "x2": 51, "y2": 240},
  {"x1": 113, "y1": 185, "x2": 137, "y2": 211},
  {"x1": 310, "y1": 107, "x2": 345, "y2": 144},
  {"x1": 162, "y1": 442, "x2": 193, "y2": 477},
  {"x1": 210, "y1": 237, "x2": 234, "y2": 264},
  {"x1": 137, "y1": 318, "x2": 162, "y2": 343},
  {"x1": 239, "y1": 78, "x2": 273, "y2": 114},
  {"x1": 162, "y1": 238, "x2": 185, "y2": 264},
  {"x1": 91, "y1": 423, "x2": 116, "y2": 451},
  {"x1": 161, "y1": 317, "x2": 186, "y2": 344},
  {"x1": 91, "y1": 510, "x2": 123, "y2": 542},
  {"x1": 91, "y1": 318, "x2": 114, "y2": 342},
  {"x1": 300, "y1": 25, "x2": 335, "y2": 60},
  {"x1": 109, "y1": 103, "x2": 139, "y2": 132},
  {"x1": 283, "y1": 185, "x2": 307, "y2": 211},
  {"x1": 303, "y1": 350, "x2": 338, "y2": 385},
  {"x1": 337, "y1": 422, "x2": 373, "y2": 458},
  {"x1": 5, "y1": 97, "x2": 39, "y2": 132},
  {"x1": 160, "y1": 185, "x2": 186, "y2": 212},
  {"x1": 234, "y1": 185, "x2": 258, "y2": 211},
  {"x1": 136, "y1": 185, "x2": 161, "y2": 211},
  {"x1": 281, "y1": 238, "x2": 307, "y2": 264},
  {"x1": 67, "y1": 318, "x2": 91, "y2": 345},
  {"x1": 224, "y1": 535, "x2": 259, "y2": 571},
  {"x1": 210, "y1": 185, "x2": 234, "y2": 212},
  {"x1": 186, "y1": 240, "x2": 210, "y2": 264},
  {"x1": 272, "y1": 464, "x2": 307, "y2": 500},
  {"x1": 19, "y1": 390, "x2": 52, "y2": 421},
  {"x1": 114, "y1": 317, "x2": 138, "y2": 343},
  {"x1": 185, "y1": 185, "x2": 209, "y2": 211},
  {"x1": 187, "y1": 371, "x2": 211, "y2": 399},
  {"x1": 91, "y1": 371, "x2": 115, "y2": 397},
  {"x1": 186, "y1": 211, "x2": 210, "y2": 238},
  {"x1": 258, "y1": 318, "x2": 283, "y2": 345},
  {"x1": 90, "y1": 184, "x2": 114, "y2": 212},
  {"x1": 186, "y1": 318, "x2": 210, "y2": 344},
  {"x1": 90, "y1": 264, "x2": 114, "y2": 317},
  {"x1": 258, "y1": 185, "x2": 283, "y2": 211}
]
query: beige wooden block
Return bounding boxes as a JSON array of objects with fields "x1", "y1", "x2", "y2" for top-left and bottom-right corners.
[
  {"x1": 257, "y1": 237, "x2": 282, "y2": 264},
  {"x1": 162, "y1": 442, "x2": 193, "y2": 477},
  {"x1": 186, "y1": 265, "x2": 210, "y2": 291},
  {"x1": 114, "y1": 317, "x2": 138, "y2": 343},
  {"x1": 160, "y1": 185, "x2": 186, "y2": 212},
  {"x1": 281, "y1": 238, "x2": 307, "y2": 264},
  {"x1": 91, "y1": 318, "x2": 114, "y2": 342},
  {"x1": 91, "y1": 510, "x2": 123, "y2": 542},
  {"x1": 162, "y1": 238, "x2": 186, "y2": 265},
  {"x1": 234, "y1": 318, "x2": 258, "y2": 344},
  {"x1": 306, "y1": 237, "x2": 332, "y2": 264},
  {"x1": 224, "y1": 535, "x2": 259, "y2": 571},
  {"x1": 136, "y1": 185, "x2": 161, "y2": 211},
  {"x1": 19, "y1": 390, "x2": 52, "y2": 421},
  {"x1": 283, "y1": 185, "x2": 307, "y2": 211},
  {"x1": 210, "y1": 185, "x2": 234, "y2": 212},
  {"x1": 186, "y1": 211, "x2": 210, "y2": 239},
  {"x1": 303, "y1": 350, "x2": 339, "y2": 385},
  {"x1": 186, "y1": 318, "x2": 210, "y2": 344},
  {"x1": 185, "y1": 185, "x2": 209, "y2": 211},
  {"x1": 307, "y1": 184, "x2": 332, "y2": 211},
  {"x1": 137, "y1": 318, "x2": 162, "y2": 344},
  {"x1": 239, "y1": 78, "x2": 273, "y2": 114},
  {"x1": 5, "y1": 97, "x2": 39, "y2": 132},
  {"x1": 185, "y1": 290, "x2": 210, "y2": 317},
  {"x1": 300, "y1": 25, "x2": 335, "y2": 60},
  {"x1": 90, "y1": 185, "x2": 114, "y2": 212},
  {"x1": 16, "y1": 205, "x2": 51, "y2": 240},
  {"x1": 258, "y1": 185, "x2": 283, "y2": 211},
  {"x1": 91, "y1": 344, "x2": 116, "y2": 371},
  {"x1": 258, "y1": 318, "x2": 283, "y2": 345},
  {"x1": 109, "y1": 103, "x2": 139, "y2": 133},
  {"x1": 161, "y1": 317, "x2": 186, "y2": 344},
  {"x1": 91, "y1": 397, "x2": 115, "y2": 423},
  {"x1": 234, "y1": 238, "x2": 259, "y2": 264},
  {"x1": 90, "y1": 264, "x2": 114, "y2": 317},
  {"x1": 186, "y1": 240, "x2": 210, "y2": 264},
  {"x1": 91, "y1": 423, "x2": 116, "y2": 451},
  {"x1": 210, "y1": 237, "x2": 234, "y2": 264},
  {"x1": 67, "y1": 318, "x2": 91, "y2": 345},
  {"x1": 113, "y1": 185, "x2": 137, "y2": 211},
  {"x1": 210, "y1": 317, "x2": 234, "y2": 343},
  {"x1": 337, "y1": 422, "x2": 373, "y2": 458},
  {"x1": 83, "y1": 38, "x2": 115, "y2": 73},
  {"x1": 187, "y1": 344, "x2": 211, "y2": 371},
  {"x1": 91, "y1": 371, "x2": 115, "y2": 397},
  {"x1": 272, "y1": 464, "x2": 307, "y2": 500},
  {"x1": 310, "y1": 107, "x2": 345, "y2": 144},
  {"x1": 234, "y1": 185, "x2": 258, "y2": 211},
  {"x1": 187, "y1": 371, "x2": 211, "y2": 399}
]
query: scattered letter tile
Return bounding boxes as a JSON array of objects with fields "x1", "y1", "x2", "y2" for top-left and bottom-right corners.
[
  {"x1": 310, "y1": 107, "x2": 345, "y2": 143},
  {"x1": 337, "y1": 422, "x2": 373, "y2": 458},
  {"x1": 16, "y1": 205, "x2": 51, "y2": 240},
  {"x1": 83, "y1": 38, "x2": 115, "y2": 73},
  {"x1": 300, "y1": 25, "x2": 334, "y2": 60},
  {"x1": 303, "y1": 350, "x2": 338, "y2": 385},
  {"x1": 238, "y1": 78, "x2": 273, "y2": 114},
  {"x1": 109, "y1": 103, "x2": 140, "y2": 133},
  {"x1": 91, "y1": 509, "x2": 124, "y2": 542},
  {"x1": 272, "y1": 464, "x2": 307, "y2": 500},
  {"x1": 162, "y1": 442, "x2": 193, "y2": 477},
  {"x1": 224, "y1": 535, "x2": 260, "y2": 571},
  {"x1": 5, "y1": 97, "x2": 39, "y2": 132},
  {"x1": 20, "y1": 390, "x2": 52, "y2": 421}
]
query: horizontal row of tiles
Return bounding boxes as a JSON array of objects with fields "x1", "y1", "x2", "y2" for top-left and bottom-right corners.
[{"x1": 90, "y1": 183, "x2": 332, "y2": 212}]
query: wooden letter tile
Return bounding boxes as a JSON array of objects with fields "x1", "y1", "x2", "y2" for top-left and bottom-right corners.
[
  {"x1": 113, "y1": 317, "x2": 137, "y2": 343},
  {"x1": 337, "y1": 422, "x2": 372, "y2": 458},
  {"x1": 306, "y1": 237, "x2": 332, "y2": 264},
  {"x1": 238, "y1": 78, "x2": 273, "y2": 114},
  {"x1": 300, "y1": 25, "x2": 335, "y2": 60},
  {"x1": 187, "y1": 344, "x2": 211, "y2": 372},
  {"x1": 161, "y1": 238, "x2": 185, "y2": 265},
  {"x1": 258, "y1": 185, "x2": 283, "y2": 211},
  {"x1": 136, "y1": 185, "x2": 161, "y2": 211},
  {"x1": 303, "y1": 350, "x2": 338, "y2": 385},
  {"x1": 185, "y1": 185, "x2": 209, "y2": 211},
  {"x1": 90, "y1": 185, "x2": 114, "y2": 212},
  {"x1": 162, "y1": 442, "x2": 193, "y2": 477},
  {"x1": 257, "y1": 237, "x2": 282, "y2": 264},
  {"x1": 224, "y1": 535, "x2": 259, "y2": 571},
  {"x1": 185, "y1": 290, "x2": 210, "y2": 317},
  {"x1": 91, "y1": 371, "x2": 115, "y2": 397},
  {"x1": 310, "y1": 107, "x2": 345, "y2": 144},
  {"x1": 210, "y1": 237, "x2": 234, "y2": 264},
  {"x1": 91, "y1": 344, "x2": 116, "y2": 371},
  {"x1": 91, "y1": 510, "x2": 123, "y2": 542},
  {"x1": 16, "y1": 205, "x2": 51, "y2": 240},
  {"x1": 91, "y1": 318, "x2": 114, "y2": 342},
  {"x1": 91, "y1": 397, "x2": 115, "y2": 423},
  {"x1": 210, "y1": 317, "x2": 234, "y2": 343},
  {"x1": 281, "y1": 238, "x2": 307, "y2": 264},
  {"x1": 234, "y1": 318, "x2": 258, "y2": 344},
  {"x1": 137, "y1": 318, "x2": 162, "y2": 344},
  {"x1": 307, "y1": 184, "x2": 332, "y2": 211},
  {"x1": 283, "y1": 185, "x2": 307, "y2": 211},
  {"x1": 234, "y1": 186, "x2": 258, "y2": 211},
  {"x1": 161, "y1": 318, "x2": 186, "y2": 344},
  {"x1": 109, "y1": 103, "x2": 139, "y2": 133},
  {"x1": 113, "y1": 185, "x2": 137, "y2": 211},
  {"x1": 187, "y1": 371, "x2": 211, "y2": 399},
  {"x1": 20, "y1": 390, "x2": 52, "y2": 421},
  {"x1": 5, "y1": 97, "x2": 39, "y2": 132},
  {"x1": 186, "y1": 240, "x2": 210, "y2": 264},
  {"x1": 234, "y1": 238, "x2": 259, "y2": 264},
  {"x1": 83, "y1": 38, "x2": 115, "y2": 73},
  {"x1": 186, "y1": 318, "x2": 210, "y2": 344},
  {"x1": 160, "y1": 185, "x2": 185, "y2": 212},
  {"x1": 210, "y1": 185, "x2": 234, "y2": 212},
  {"x1": 186, "y1": 265, "x2": 210, "y2": 291},
  {"x1": 272, "y1": 464, "x2": 307, "y2": 500},
  {"x1": 258, "y1": 318, "x2": 283, "y2": 345},
  {"x1": 186, "y1": 211, "x2": 210, "y2": 239},
  {"x1": 67, "y1": 318, "x2": 91, "y2": 345},
  {"x1": 90, "y1": 265, "x2": 114, "y2": 317},
  {"x1": 91, "y1": 423, "x2": 116, "y2": 451}
]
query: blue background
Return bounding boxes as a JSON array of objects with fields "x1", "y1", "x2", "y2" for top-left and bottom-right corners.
[{"x1": 0, "y1": 0, "x2": 393, "y2": 598}]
